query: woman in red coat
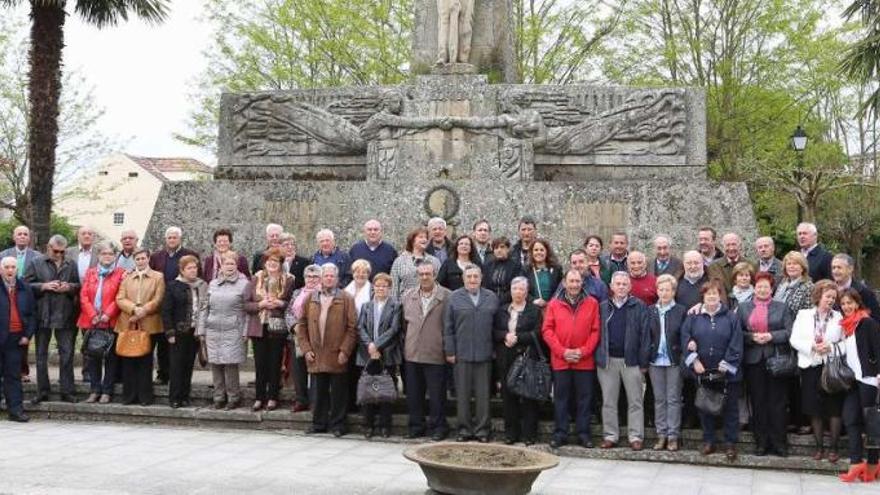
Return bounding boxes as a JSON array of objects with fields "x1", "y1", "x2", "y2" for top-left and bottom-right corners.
[
  {"x1": 78, "y1": 241, "x2": 126, "y2": 403},
  {"x1": 542, "y1": 268, "x2": 600, "y2": 449}
]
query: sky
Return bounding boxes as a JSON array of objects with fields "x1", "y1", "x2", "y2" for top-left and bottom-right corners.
[{"x1": 63, "y1": 1, "x2": 215, "y2": 165}]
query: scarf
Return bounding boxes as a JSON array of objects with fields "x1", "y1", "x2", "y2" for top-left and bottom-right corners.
[
  {"x1": 731, "y1": 286, "x2": 754, "y2": 305},
  {"x1": 94, "y1": 265, "x2": 114, "y2": 312},
  {"x1": 176, "y1": 275, "x2": 206, "y2": 327},
  {"x1": 292, "y1": 285, "x2": 317, "y2": 320},
  {"x1": 749, "y1": 297, "x2": 771, "y2": 333},
  {"x1": 774, "y1": 278, "x2": 801, "y2": 303},
  {"x1": 212, "y1": 251, "x2": 223, "y2": 280},
  {"x1": 842, "y1": 309, "x2": 871, "y2": 337}
]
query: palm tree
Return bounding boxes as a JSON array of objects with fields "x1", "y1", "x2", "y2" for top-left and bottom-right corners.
[
  {"x1": 840, "y1": 0, "x2": 880, "y2": 118},
  {"x1": 0, "y1": 1, "x2": 169, "y2": 246}
]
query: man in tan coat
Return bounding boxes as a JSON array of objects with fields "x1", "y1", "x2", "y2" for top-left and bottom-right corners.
[
  {"x1": 296, "y1": 263, "x2": 357, "y2": 436},
  {"x1": 401, "y1": 262, "x2": 451, "y2": 440}
]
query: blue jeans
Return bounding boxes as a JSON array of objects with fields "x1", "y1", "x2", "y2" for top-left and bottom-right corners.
[
  {"x1": 553, "y1": 369, "x2": 595, "y2": 442},
  {"x1": 699, "y1": 381, "x2": 740, "y2": 445},
  {"x1": 86, "y1": 340, "x2": 118, "y2": 395}
]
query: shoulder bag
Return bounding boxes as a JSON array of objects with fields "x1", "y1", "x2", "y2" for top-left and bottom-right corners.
[
  {"x1": 506, "y1": 343, "x2": 552, "y2": 402},
  {"x1": 116, "y1": 321, "x2": 152, "y2": 358},
  {"x1": 82, "y1": 328, "x2": 116, "y2": 359},
  {"x1": 765, "y1": 344, "x2": 798, "y2": 378},
  {"x1": 356, "y1": 360, "x2": 398, "y2": 405},
  {"x1": 820, "y1": 343, "x2": 855, "y2": 394},
  {"x1": 694, "y1": 370, "x2": 727, "y2": 416}
]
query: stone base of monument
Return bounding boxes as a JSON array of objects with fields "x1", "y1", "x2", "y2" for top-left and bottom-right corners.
[
  {"x1": 403, "y1": 442, "x2": 559, "y2": 495},
  {"x1": 430, "y1": 62, "x2": 479, "y2": 75}
]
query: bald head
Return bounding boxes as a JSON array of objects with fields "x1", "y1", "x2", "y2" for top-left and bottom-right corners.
[
  {"x1": 683, "y1": 250, "x2": 704, "y2": 278},
  {"x1": 628, "y1": 250, "x2": 647, "y2": 277}
]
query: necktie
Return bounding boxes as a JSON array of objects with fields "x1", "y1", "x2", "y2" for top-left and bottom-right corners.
[{"x1": 16, "y1": 252, "x2": 24, "y2": 277}]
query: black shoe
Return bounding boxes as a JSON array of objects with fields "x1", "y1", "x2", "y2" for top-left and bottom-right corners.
[
  {"x1": 332, "y1": 429, "x2": 346, "y2": 438},
  {"x1": 430, "y1": 431, "x2": 447, "y2": 442},
  {"x1": 122, "y1": 399, "x2": 136, "y2": 406},
  {"x1": 407, "y1": 431, "x2": 425, "y2": 439},
  {"x1": 523, "y1": 438, "x2": 535, "y2": 446},
  {"x1": 754, "y1": 445, "x2": 768, "y2": 456},
  {"x1": 774, "y1": 447, "x2": 788, "y2": 458},
  {"x1": 306, "y1": 426, "x2": 327, "y2": 435},
  {"x1": 504, "y1": 437, "x2": 517, "y2": 445},
  {"x1": 580, "y1": 437, "x2": 594, "y2": 448},
  {"x1": 181, "y1": 400, "x2": 191, "y2": 408},
  {"x1": 30, "y1": 394, "x2": 49, "y2": 405},
  {"x1": 550, "y1": 437, "x2": 565, "y2": 449},
  {"x1": 456, "y1": 433, "x2": 471, "y2": 442},
  {"x1": 59, "y1": 394, "x2": 77, "y2": 403},
  {"x1": 364, "y1": 427, "x2": 375, "y2": 439},
  {"x1": 380, "y1": 427, "x2": 391, "y2": 438},
  {"x1": 170, "y1": 402, "x2": 181, "y2": 409},
  {"x1": 476, "y1": 436, "x2": 490, "y2": 443},
  {"x1": 8, "y1": 413, "x2": 29, "y2": 423}
]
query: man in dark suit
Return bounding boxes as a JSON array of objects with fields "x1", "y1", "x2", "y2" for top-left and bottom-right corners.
[
  {"x1": 797, "y1": 222, "x2": 833, "y2": 282},
  {"x1": 1, "y1": 225, "x2": 40, "y2": 383},
  {"x1": 0, "y1": 255, "x2": 36, "y2": 422},
  {"x1": 832, "y1": 253, "x2": 880, "y2": 323},
  {"x1": 650, "y1": 235, "x2": 683, "y2": 279},
  {"x1": 755, "y1": 236, "x2": 783, "y2": 286},
  {"x1": 149, "y1": 226, "x2": 200, "y2": 385}
]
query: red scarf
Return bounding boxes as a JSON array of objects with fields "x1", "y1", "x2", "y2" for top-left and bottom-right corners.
[{"x1": 841, "y1": 309, "x2": 871, "y2": 337}]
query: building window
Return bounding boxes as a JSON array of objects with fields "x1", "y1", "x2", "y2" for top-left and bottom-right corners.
[
  {"x1": 98, "y1": 171, "x2": 109, "y2": 176},
  {"x1": 113, "y1": 212, "x2": 124, "y2": 226},
  {"x1": 128, "y1": 172, "x2": 139, "y2": 178}
]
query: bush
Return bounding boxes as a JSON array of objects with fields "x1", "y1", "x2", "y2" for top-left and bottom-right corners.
[{"x1": 0, "y1": 216, "x2": 78, "y2": 250}]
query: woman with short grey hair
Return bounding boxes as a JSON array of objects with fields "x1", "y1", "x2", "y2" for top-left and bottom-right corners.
[{"x1": 285, "y1": 264, "x2": 323, "y2": 412}]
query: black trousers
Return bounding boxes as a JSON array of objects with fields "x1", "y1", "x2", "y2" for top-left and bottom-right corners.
[
  {"x1": 121, "y1": 354, "x2": 154, "y2": 405},
  {"x1": 553, "y1": 369, "x2": 595, "y2": 442},
  {"x1": 498, "y1": 348, "x2": 540, "y2": 442},
  {"x1": 0, "y1": 335, "x2": 24, "y2": 415},
  {"x1": 253, "y1": 333, "x2": 285, "y2": 402},
  {"x1": 35, "y1": 327, "x2": 77, "y2": 396},
  {"x1": 168, "y1": 332, "x2": 197, "y2": 403},
  {"x1": 312, "y1": 372, "x2": 349, "y2": 432},
  {"x1": 292, "y1": 352, "x2": 310, "y2": 406},
  {"x1": 405, "y1": 361, "x2": 448, "y2": 436},
  {"x1": 844, "y1": 381, "x2": 880, "y2": 464},
  {"x1": 745, "y1": 362, "x2": 788, "y2": 450},
  {"x1": 152, "y1": 334, "x2": 169, "y2": 382}
]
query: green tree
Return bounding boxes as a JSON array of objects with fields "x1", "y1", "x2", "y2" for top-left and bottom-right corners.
[
  {"x1": 178, "y1": 0, "x2": 412, "y2": 152},
  {"x1": 0, "y1": 0, "x2": 169, "y2": 248},
  {"x1": 840, "y1": 0, "x2": 880, "y2": 119}
]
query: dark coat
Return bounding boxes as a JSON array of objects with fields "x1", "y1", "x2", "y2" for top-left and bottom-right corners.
[
  {"x1": 356, "y1": 299, "x2": 402, "y2": 367},
  {"x1": 162, "y1": 279, "x2": 208, "y2": 338},
  {"x1": 851, "y1": 317, "x2": 880, "y2": 378},
  {"x1": 437, "y1": 257, "x2": 481, "y2": 292},
  {"x1": 287, "y1": 255, "x2": 310, "y2": 291},
  {"x1": 596, "y1": 297, "x2": 652, "y2": 369},
  {"x1": 805, "y1": 244, "x2": 833, "y2": 282},
  {"x1": 24, "y1": 256, "x2": 80, "y2": 330},
  {"x1": 736, "y1": 299, "x2": 793, "y2": 365},
  {"x1": 651, "y1": 256, "x2": 684, "y2": 279},
  {"x1": 676, "y1": 273, "x2": 709, "y2": 309},
  {"x1": 648, "y1": 303, "x2": 688, "y2": 365},
  {"x1": 680, "y1": 306, "x2": 743, "y2": 382},
  {"x1": 493, "y1": 301, "x2": 544, "y2": 355},
  {"x1": 443, "y1": 288, "x2": 500, "y2": 362},
  {"x1": 149, "y1": 247, "x2": 201, "y2": 282},
  {"x1": 853, "y1": 280, "x2": 880, "y2": 325},
  {"x1": 482, "y1": 257, "x2": 522, "y2": 305},
  {"x1": 0, "y1": 277, "x2": 36, "y2": 344}
]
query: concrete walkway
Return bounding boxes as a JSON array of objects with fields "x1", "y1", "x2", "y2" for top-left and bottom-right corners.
[{"x1": 1, "y1": 421, "x2": 880, "y2": 495}]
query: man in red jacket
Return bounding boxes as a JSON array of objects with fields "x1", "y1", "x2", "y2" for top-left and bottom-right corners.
[{"x1": 542, "y1": 269, "x2": 600, "y2": 449}]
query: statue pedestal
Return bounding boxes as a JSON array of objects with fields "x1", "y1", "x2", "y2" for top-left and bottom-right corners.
[{"x1": 430, "y1": 63, "x2": 478, "y2": 76}]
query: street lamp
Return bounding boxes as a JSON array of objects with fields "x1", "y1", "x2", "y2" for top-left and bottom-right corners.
[{"x1": 790, "y1": 125, "x2": 807, "y2": 223}]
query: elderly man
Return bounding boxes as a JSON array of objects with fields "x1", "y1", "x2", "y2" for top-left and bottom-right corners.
[
  {"x1": 251, "y1": 223, "x2": 284, "y2": 274},
  {"x1": 471, "y1": 220, "x2": 492, "y2": 264},
  {"x1": 557, "y1": 249, "x2": 607, "y2": 302},
  {"x1": 24, "y1": 235, "x2": 80, "y2": 404},
  {"x1": 1, "y1": 226, "x2": 39, "y2": 382},
  {"x1": 348, "y1": 219, "x2": 398, "y2": 278},
  {"x1": 149, "y1": 226, "x2": 200, "y2": 385},
  {"x1": 402, "y1": 262, "x2": 452, "y2": 440},
  {"x1": 601, "y1": 232, "x2": 630, "y2": 275},
  {"x1": 444, "y1": 264, "x2": 499, "y2": 442},
  {"x1": 65, "y1": 226, "x2": 98, "y2": 283},
  {"x1": 697, "y1": 226, "x2": 723, "y2": 266},
  {"x1": 796, "y1": 222, "x2": 833, "y2": 282},
  {"x1": 596, "y1": 272, "x2": 651, "y2": 451},
  {"x1": 510, "y1": 216, "x2": 538, "y2": 266},
  {"x1": 296, "y1": 263, "x2": 358, "y2": 437},
  {"x1": 312, "y1": 229, "x2": 352, "y2": 287},
  {"x1": 0, "y1": 256, "x2": 36, "y2": 422},
  {"x1": 677, "y1": 251, "x2": 709, "y2": 309},
  {"x1": 831, "y1": 254, "x2": 880, "y2": 322},
  {"x1": 708, "y1": 233, "x2": 755, "y2": 292},
  {"x1": 628, "y1": 251, "x2": 658, "y2": 306},
  {"x1": 651, "y1": 235, "x2": 683, "y2": 279},
  {"x1": 115, "y1": 230, "x2": 139, "y2": 272},
  {"x1": 425, "y1": 217, "x2": 453, "y2": 265},
  {"x1": 754, "y1": 236, "x2": 783, "y2": 286}
]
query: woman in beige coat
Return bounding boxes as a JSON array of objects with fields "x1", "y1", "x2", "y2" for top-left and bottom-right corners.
[{"x1": 116, "y1": 248, "x2": 165, "y2": 405}]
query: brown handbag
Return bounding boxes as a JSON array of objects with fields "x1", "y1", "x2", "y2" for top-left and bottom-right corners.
[{"x1": 116, "y1": 321, "x2": 152, "y2": 358}]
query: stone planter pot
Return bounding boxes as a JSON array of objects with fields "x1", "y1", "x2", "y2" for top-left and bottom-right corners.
[{"x1": 403, "y1": 442, "x2": 559, "y2": 495}]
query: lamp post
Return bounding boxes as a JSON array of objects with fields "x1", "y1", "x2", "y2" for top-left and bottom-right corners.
[{"x1": 790, "y1": 125, "x2": 807, "y2": 223}]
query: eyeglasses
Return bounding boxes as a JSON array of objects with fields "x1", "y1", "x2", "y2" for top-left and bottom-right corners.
[{"x1": 51, "y1": 249, "x2": 65, "y2": 255}]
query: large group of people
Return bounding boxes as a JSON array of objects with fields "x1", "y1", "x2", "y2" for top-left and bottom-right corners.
[{"x1": 1, "y1": 217, "x2": 879, "y2": 482}]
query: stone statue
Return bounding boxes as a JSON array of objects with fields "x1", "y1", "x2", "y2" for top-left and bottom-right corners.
[{"x1": 436, "y1": 0, "x2": 474, "y2": 65}]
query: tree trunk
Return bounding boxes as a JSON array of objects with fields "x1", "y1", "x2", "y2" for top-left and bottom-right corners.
[{"x1": 27, "y1": 2, "x2": 66, "y2": 248}]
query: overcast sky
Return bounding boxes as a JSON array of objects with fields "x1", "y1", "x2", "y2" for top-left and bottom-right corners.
[{"x1": 63, "y1": 2, "x2": 215, "y2": 165}]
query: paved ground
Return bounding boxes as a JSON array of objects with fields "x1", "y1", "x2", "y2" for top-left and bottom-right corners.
[{"x1": 2, "y1": 422, "x2": 880, "y2": 494}]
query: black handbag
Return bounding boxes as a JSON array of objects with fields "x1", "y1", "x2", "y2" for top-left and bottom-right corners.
[
  {"x1": 356, "y1": 361, "x2": 398, "y2": 405},
  {"x1": 506, "y1": 344, "x2": 552, "y2": 402},
  {"x1": 694, "y1": 370, "x2": 727, "y2": 416},
  {"x1": 865, "y1": 390, "x2": 880, "y2": 449},
  {"x1": 765, "y1": 344, "x2": 797, "y2": 378},
  {"x1": 821, "y1": 344, "x2": 855, "y2": 394},
  {"x1": 82, "y1": 328, "x2": 115, "y2": 359}
]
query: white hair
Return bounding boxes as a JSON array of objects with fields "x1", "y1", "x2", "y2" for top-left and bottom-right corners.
[
  {"x1": 427, "y1": 217, "x2": 447, "y2": 229},
  {"x1": 510, "y1": 276, "x2": 529, "y2": 289},
  {"x1": 164, "y1": 226, "x2": 182, "y2": 238},
  {"x1": 12, "y1": 225, "x2": 29, "y2": 235},
  {"x1": 653, "y1": 235, "x2": 671, "y2": 247},
  {"x1": 1, "y1": 256, "x2": 17, "y2": 268},
  {"x1": 797, "y1": 222, "x2": 818, "y2": 235},
  {"x1": 321, "y1": 263, "x2": 339, "y2": 276},
  {"x1": 265, "y1": 223, "x2": 283, "y2": 235},
  {"x1": 315, "y1": 229, "x2": 335, "y2": 242},
  {"x1": 611, "y1": 271, "x2": 631, "y2": 283},
  {"x1": 462, "y1": 263, "x2": 482, "y2": 276}
]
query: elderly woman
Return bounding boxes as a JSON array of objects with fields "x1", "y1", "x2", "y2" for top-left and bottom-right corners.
[
  {"x1": 790, "y1": 280, "x2": 844, "y2": 462},
  {"x1": 681, "y1": 279, "x2": 743, "y2": 462},
  {"x1": 285, "y1": 264, "x2": 322, "y2": 412},
  {"x1": 345, "y1": 259, "x2": 373, "y2": 315},
  {"x1": 839, "y1": 288, "x2": 880, "y2": 482},
  {"x1": 495, "y1": 276, "x2": 544, "y2": 445},
  {"x1": 729, "y1": 262, "x2": 755, "y2": 310},
  {"x1": 648, "y1": 274, "x2": 687, "y2": 451},
  {"x1": 202, "y1": 228, "x2": 250, "y2": 281},
  {"x1": 246, "y1": 248, "x2": 294, "y2": 412},
  {"x1": 524, "y1": 239, "x2": 562, "y2": 310},
  {"x1": 481, "y1": 237, "x2": 521, "y2": 305},
  {"x1": 356, "y1": 273, "x2": 401, "y2": 438},
  {"x1": 390, "y1": 227, "x2": 441, "y2": 301},
  {"x1": 438, "y1": 235, "x2": 481, "y2": 291},
  {"x1": 197, "y1": 251, "x2": 250, "y2": 410},
  {"x1": 115, "y1": 248, "x2": 165, "y2": 406},
  {"x1": 737, "y1": 272, "x2": 794, "y2": 457},
  {"x1": 161, "y1": 255, "x2": 207, "y2": 408},
  {"x1": 78, "y1": 241, "x2": 126, "y2": 404}
]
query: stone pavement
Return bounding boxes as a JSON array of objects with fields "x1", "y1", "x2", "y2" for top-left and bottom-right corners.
[{"x1": 1, "y1": 421, "x2": 880, "y2": 495}]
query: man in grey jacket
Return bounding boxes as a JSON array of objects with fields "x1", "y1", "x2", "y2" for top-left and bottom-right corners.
[{"x1": 443, "y1": 264, "x2": 499, "y2": 442}]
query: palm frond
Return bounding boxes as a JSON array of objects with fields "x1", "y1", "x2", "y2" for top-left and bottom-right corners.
[{"x1": 74, "y1": 0, "x2": 170, "y2": 28}]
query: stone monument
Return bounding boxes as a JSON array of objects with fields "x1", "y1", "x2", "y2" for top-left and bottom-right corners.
[{"x1": 147, "y1": 4, "x2": 756, "y2": 257}]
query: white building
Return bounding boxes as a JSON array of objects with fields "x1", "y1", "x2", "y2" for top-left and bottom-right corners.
[{"x1": 57, "y1": 153, "x2": 213, "y2": 241}]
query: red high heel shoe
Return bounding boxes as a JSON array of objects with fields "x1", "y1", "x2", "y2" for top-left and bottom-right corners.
[
  {"x1": 862, "y1": 463, "x2": 879, "y2": 482},
  {"x1": 840, "y1": 462, "x2": 867, "y2": 482}
]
